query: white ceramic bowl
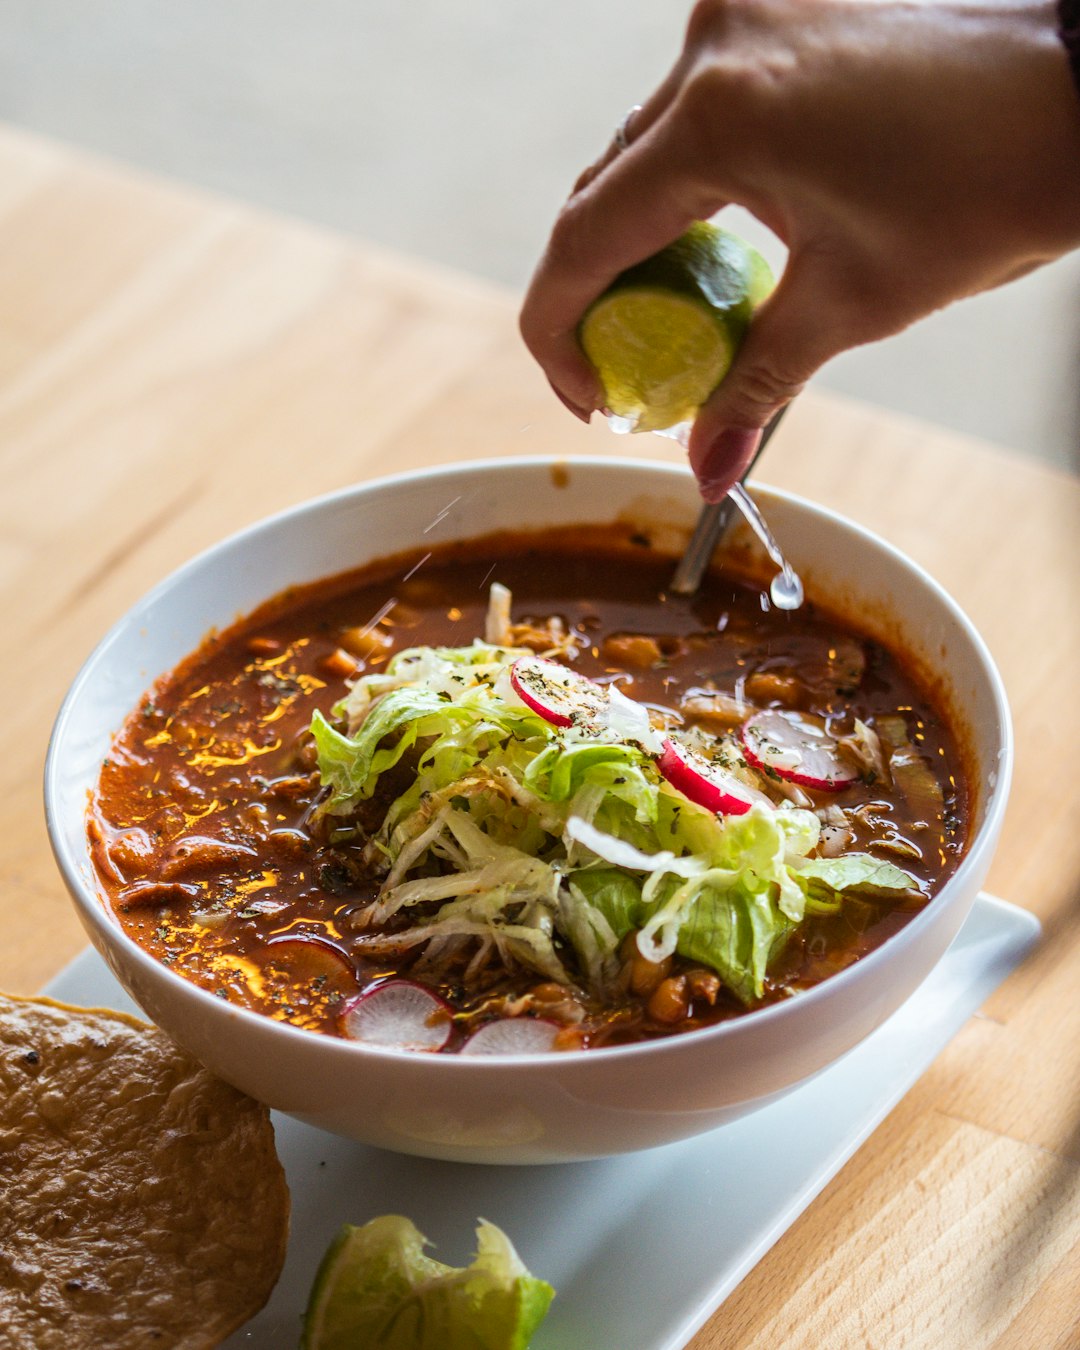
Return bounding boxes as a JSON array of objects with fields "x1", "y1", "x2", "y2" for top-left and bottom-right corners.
[{"x1": 45, "y1": 458, "x2": 1011, "y2": 1164}]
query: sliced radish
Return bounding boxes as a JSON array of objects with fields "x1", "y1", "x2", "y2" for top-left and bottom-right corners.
[
  {"x1": 339, "y1": 979, "x2": 453, "y2": 1052},
  {"x1": 262, "y1": 935, "x2": 360, "y2": 996},
  {"x1": 657, "y1": 738, "x2": 763, "y2": 816},
  {"x1": 509, "y1": 655, "x2": 607, "y2": 729},
  {"x1": 460, "y1": 1017, "x2": 561, "y2": 1056},
  {"x1": 740, "y1": 710, "x2": 859, "y2": 791}
]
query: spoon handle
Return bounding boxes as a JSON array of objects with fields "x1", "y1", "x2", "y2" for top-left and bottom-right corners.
[{"x1": 668, "y1": 405, "x2": 790, "y2": 597}]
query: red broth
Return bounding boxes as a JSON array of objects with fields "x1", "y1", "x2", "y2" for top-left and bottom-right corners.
[{"x1": 89, "y1": 528, "x2": 969, "y2": 1049}]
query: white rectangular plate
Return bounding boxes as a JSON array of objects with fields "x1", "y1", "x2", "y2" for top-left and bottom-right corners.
[{"x1": 45, "y1": 893, "x2": 1037, "y2": 1350}]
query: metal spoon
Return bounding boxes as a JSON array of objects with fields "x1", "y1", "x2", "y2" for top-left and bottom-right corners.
[{"x1": 668, "y1": 406, "x2": 801, "y2": 603}]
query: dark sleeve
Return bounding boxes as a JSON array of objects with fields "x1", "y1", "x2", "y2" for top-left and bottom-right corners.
[{"x1": 1060, "y1": 0, "x2": 1080, "y2": 97}]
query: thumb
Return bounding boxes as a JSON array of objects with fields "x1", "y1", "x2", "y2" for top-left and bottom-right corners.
[{"x1": 687, "y1": 252, "x2": 854, "y2": 500}]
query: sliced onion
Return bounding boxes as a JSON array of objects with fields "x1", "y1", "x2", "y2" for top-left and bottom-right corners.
[
  {"x1": 460, "y1": 1017, "x2": 561, "y2": 1056},
  {"x1": 606, "y1": 683, "x2": 664, "y2": 753},
  {"x1": 740, "y1": 710, "x2": 859, "y2": 792},
  {"x1": 339, "y1": 979, "x2": 452, "y2": 1052},
  {"x1": 657, "y1": 738, "x2": 761, "y2": 816},
  {"x1": 509, "y1": 655, "x2": 608, "y2": 728}
]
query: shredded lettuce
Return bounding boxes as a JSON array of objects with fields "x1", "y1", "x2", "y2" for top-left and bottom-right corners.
[
  {"x1": 794, "y1": 854, "x2": 924, "y2": 902},
  {"x1": 310, "y1": 641, "x2": 919, "y2": 1005}
]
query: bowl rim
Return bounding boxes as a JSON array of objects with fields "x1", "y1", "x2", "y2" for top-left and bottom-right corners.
[{"x1": 44, "y1": 454, "x2": 1013, "y2": 1067}]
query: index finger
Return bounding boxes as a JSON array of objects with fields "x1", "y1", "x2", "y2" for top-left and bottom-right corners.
[
  {"x1": 569, "y1": 48, "x2": 690, "y2": 197},
  {"x1": 519, "y1": 108, "x2": 730, "y2": 416}
]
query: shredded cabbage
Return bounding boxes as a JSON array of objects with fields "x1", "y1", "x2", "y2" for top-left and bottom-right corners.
[{"x1": 310, "y1": 640, "x2": 920, "y2": 1004}]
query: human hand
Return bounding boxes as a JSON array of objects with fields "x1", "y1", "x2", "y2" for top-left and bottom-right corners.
[{"x1": 520, "y1": 0, "x2": 1080, "y2": 499}]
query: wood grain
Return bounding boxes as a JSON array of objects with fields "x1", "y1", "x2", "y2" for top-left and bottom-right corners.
[
  {"x1": 1, "y1": 123, "x2": 1077, "y2": 1347},
  {"x1": 723, "y1": 1111, "x2": 1078, "y2": 1346}
]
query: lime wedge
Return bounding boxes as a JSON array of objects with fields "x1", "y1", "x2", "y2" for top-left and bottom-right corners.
[
  {"x1": 579, "y1": 221, "x2": 774, "y2": 433},
  {"x1": 301, "y1": 1215, "x2": 555, "y2": 1350}
]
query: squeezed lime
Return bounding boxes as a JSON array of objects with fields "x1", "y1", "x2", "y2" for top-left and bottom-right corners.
[{"x1": 301, "y1": 1215, "x2": 554, "y2": 1350}]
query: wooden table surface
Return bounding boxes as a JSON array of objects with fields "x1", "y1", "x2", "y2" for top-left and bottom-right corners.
[{"x1": 2, "y1": 123, "x2": 1078, "y2": 1347}]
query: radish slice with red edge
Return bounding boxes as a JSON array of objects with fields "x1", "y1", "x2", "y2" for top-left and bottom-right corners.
[
  {"x1": 262, "y1": 935, "x2": 361, "y2": 999},
  {"x1": 740, "y1": 709, "x2": 859, "y2": 791},
  {"x1": 657, "y1": 738, "x2": 763, "y2": 816},
  {"x1": 339, "y1": 980, "x2": 452, "y2": 1052},
  {"x1": 509, "y1": 656, "x2": 607, "y2": 729},
  {"x1": 460, "y1": 1017, "x2": 561, "y2": 1056}
]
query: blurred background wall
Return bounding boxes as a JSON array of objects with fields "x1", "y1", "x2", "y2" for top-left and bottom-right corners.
[{"x1": 2, "y1": 0, "x2": 1077, "y2": 467}]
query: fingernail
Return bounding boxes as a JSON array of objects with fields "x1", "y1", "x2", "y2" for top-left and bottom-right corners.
[
  {"x1": 696, "y1": 427, "x2": 761, "y2": 501},
  {"x1": 549, "y1": 375, "x2": 599, "y2": 424},
  {"x1": 553, "y1": 387, "x2": 594, "y2": 423},
  {"x1": 698, "y1": 478, "x2": 728, "y2": 505}
]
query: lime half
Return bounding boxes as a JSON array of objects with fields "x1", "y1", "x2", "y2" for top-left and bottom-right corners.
[
  {"x1": 301, "y1": 1215, "x2": 555, "y2": 1350},
  {"x1": 579, "y1": 221, "x2": 774, "y2": 433}
]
